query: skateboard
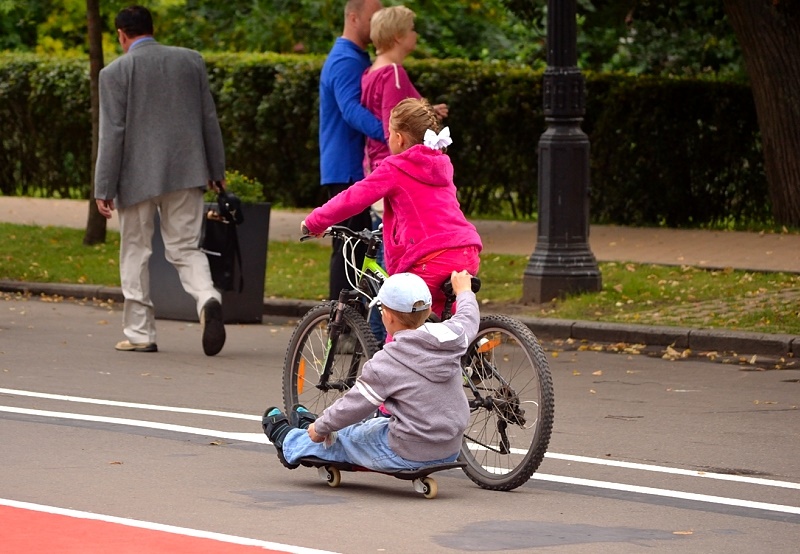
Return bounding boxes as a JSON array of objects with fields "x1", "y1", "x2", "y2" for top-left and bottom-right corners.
[{"x1": 296, "y1": 456, "x2": 466, "y2": 499}]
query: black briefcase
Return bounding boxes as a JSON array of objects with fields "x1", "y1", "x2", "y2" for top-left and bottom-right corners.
[{"x1": 200, "y1": 191, "x2": 244, "y2": 292}]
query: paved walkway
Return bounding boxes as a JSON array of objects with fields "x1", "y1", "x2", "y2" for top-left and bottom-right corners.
[{"x1": 2, "y1": 196, "x2": 800, "y2": 273}]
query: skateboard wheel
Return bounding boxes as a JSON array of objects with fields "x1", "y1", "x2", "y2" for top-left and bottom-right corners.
[
  {"x1": 413, "y1": 477, "x2": 438, "y2": 499},
  {"x1": 325, "y1": 466, "x2": 341, "y2": 487}
]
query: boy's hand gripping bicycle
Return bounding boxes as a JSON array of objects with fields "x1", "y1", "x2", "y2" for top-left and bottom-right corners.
[{"x1": 281, "y1": 226, "x2": 554, "y2": 495}]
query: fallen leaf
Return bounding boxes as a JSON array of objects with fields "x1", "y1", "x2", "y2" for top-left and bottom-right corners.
[
  {"x1": 662, "y1": 346, "x2": 681, "y2": 360},
  {"x1": 592, "y1": 370, "x2": 603, "y2": 376}
]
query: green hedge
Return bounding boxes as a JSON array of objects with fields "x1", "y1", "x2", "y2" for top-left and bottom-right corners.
[{"x1": 0, "y1": 53, "x2": 768, "y2": 226}]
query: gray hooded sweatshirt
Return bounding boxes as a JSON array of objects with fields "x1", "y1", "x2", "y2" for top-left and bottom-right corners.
[{"x1": 313, "y1": 290, "x2": 479, "y2": 461}]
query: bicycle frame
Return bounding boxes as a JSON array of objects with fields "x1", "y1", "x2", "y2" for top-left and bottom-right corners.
[
  {"x1": 313, "y1": 227, "x2": 387, "y2": 391},
  {"x1": 353, "y1": 229, "x2": 388, "y2": 306}
]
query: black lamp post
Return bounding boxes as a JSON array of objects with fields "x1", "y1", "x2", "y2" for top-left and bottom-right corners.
[{"x1": 522, "y1": 0, "x2": 602, "y2": 303}]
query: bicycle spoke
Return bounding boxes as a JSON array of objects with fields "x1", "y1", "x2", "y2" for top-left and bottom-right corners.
[{"x1": 283, "y1": 303, "x2": 380, "y2": 417}]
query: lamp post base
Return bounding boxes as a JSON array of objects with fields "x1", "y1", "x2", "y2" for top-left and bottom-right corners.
[{"x1": 522, "y1": 246, "x2": 601, "y2": 303}]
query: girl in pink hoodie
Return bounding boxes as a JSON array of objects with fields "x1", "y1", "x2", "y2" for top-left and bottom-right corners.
[{"x1": 302, "y1": 98, "x2": 482, "y2": 317}]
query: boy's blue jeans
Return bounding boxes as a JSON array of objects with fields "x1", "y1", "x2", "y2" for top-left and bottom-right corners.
[{"x1": 281, "y1": 417, "x2": 458, "y2": 472}]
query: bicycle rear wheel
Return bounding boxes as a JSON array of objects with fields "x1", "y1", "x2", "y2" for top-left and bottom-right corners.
[
  {"x1": 459, "y1": 315, "x2": 554, "y2": 491},
  {"x1": 283, "y1": 302, "x2": 380, "y2": 415}
]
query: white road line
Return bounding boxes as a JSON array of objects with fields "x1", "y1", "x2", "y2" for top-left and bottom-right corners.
[
  {"x1": 2, "y1": 404, "x2": 799, "y2": 516},
  {"x1": 0, "y1": 406, "x2": 269, "y2": 445},
  {"x1": 0, "y1": 498, "x2": 339, "y2": 554},
  {"x1": 532, "y1": 473, "x2": 800, "y2": 516},
  {"x1": 546, "y1": 452, "x2": 800, "y2": 490},
  {"x1": 0, "y1": 387, "x2": 260, "y2": 420}
]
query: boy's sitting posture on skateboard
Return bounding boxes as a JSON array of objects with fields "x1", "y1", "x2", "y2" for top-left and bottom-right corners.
[{"x1": 263, "y1": 270, "x2": 479, "y2": 472}]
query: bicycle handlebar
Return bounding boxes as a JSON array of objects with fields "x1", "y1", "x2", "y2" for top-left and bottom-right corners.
[{"x1": 300, "y1": 225, "x2": 379, "y2": 243}]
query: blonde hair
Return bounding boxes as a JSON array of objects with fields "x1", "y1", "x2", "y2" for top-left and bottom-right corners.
[
  {"x1": 370, "y1": 6, "x2": 416, "y2": 53},
  {"x1": 384, "y1": 305, "x2": 430, "y2": 329},
  {"x1": 389, "y1": 98, "x2": 441, "y2": 147}
]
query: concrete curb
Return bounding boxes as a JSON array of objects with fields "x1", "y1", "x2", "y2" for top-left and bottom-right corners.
[{"x1": 3, "y1": 279, "x2": 797, "y2": 358}]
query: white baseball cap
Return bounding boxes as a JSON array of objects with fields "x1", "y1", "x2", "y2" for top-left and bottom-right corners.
[{"x1": 369, "y1": 273, "x2": 432, "y2": 313}]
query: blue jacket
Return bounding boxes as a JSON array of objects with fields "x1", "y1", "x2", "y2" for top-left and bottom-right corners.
[{"x1": 319, "y1": 38, "x2": 384, "y2": 185}]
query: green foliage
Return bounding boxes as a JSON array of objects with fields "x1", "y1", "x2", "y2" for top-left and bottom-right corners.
[
  {"x1": 585, "y1": 73, "x2": 769, "y2": 226},
  {"x1": 0, "y1": 54, "x2": 768, "y2": 227},
  {"x1": 1, "y1": 0, "x2": 746, "y2": 76},
  {"x1": 1, "y1": 0, "x2": 543, "y2": 64},
  {"x1": 208, "y1": 53, "x2": 326, "y2": 208},
  {"x1": 204, "y1": 170, "x2": 267, "y2": 204},
  {"x1": 584, "y1": 0, "x2": 745, "y2": 78},
  {"x1": 0, "y1": 53, "x2": 91, "y2": 199}
]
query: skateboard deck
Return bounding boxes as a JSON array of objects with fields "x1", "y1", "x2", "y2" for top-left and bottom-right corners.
[{"x1": 295, "y1": 456, "x2": 466, "y2": 498}]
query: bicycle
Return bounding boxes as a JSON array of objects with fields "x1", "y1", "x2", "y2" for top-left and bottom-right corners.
[{"x1": 282, "y1": 225, "x2": 555, "y2": 492}]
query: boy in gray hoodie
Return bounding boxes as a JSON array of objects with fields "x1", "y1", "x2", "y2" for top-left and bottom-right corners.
[{"x1": 263, "y1": 270, "x2": 478, "y2": 472}]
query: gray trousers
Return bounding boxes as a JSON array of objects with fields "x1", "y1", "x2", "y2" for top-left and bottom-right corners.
[{"x1": 118, "y1": 188, "x2": 220, "y2": 343}]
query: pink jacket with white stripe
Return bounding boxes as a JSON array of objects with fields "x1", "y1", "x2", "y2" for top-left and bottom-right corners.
[{"x1": 304, "y1": 144, "x2": 482, "y2": 275}]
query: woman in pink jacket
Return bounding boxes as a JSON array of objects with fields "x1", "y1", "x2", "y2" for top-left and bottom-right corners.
[{"x1": 302, "y1": 98, "x2": 482, "y2": 317}]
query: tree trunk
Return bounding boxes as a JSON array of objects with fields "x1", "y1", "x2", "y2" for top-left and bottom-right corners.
[
  {"x1": 83, "y1": 0, "x2": 107, "y2": 245},
  {"x1": 723, "y1": 0, "x2": 800, "y2": 226}
]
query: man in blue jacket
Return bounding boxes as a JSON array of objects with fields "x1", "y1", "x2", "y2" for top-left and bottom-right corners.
[{"x1": 319, "y1": 0, "x2": 384, "y2": 300}]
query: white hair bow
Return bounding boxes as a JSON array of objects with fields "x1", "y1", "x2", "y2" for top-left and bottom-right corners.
[{"x1": 423, "y1": 127, "x2": 452, "y2": 150}]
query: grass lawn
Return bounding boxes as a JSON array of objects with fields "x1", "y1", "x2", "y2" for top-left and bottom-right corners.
[{"x1": 2, "y1": 223, "x2": 799, "y2": 335}]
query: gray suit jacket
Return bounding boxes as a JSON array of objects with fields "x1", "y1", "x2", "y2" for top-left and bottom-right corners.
[{"x1": 94, "y1": 40, "x2": 225, "y2": 209}]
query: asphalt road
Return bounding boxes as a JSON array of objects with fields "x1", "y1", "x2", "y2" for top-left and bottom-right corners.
[{"x1": 1, "y1": 295, "x2": 798, "y2": 553}]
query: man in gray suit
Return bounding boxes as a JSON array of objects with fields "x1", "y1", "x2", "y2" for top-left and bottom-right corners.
[{"x1": 95, "y1": 5, "x2": 226, "y2": 356}]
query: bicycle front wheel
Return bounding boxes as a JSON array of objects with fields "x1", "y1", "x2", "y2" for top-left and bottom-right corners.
[
  {"x1": 459, "y1": 315, "x2": 554, "y2": 491},
  {"x1": 283, "y1": 302, "x2": 380, "y2": 415}
]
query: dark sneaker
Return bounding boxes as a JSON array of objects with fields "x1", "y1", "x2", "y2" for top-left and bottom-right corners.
[
  {"x1": 262, "y1": 407, "x2": 298, "y2": 469},
  {"x1": 201, "y1": 298, "x2": 225, "y2": 356},
  {"x1": 289, "y1": 404, "x2": 317, "y2": 429}
]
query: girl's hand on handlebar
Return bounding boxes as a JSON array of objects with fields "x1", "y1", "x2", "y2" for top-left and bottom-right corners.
[
  {"x1": 450, "y1": 270, "x2": 473, "y2": 295},
  {"x1": 307, "y1": 423, "x2": 326, "y2": 443},
  {"x1": 300, "y1": 219, "x2": 321, "y2": 238}
]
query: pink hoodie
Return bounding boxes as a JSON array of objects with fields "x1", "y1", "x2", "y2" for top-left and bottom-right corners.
[{"x1": 305, "y1": 144, "x2": 482, "y2": 275}]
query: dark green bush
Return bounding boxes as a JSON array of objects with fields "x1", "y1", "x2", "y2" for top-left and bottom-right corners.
[
  {"x1": 0, "y1": 55, "x2": 91, "y2": 199},
  {"x1": 585, "y1": 73, "x2": 768, "y2": 226},
  {"x1": 0, "y1": 53, "x2": 768, "y2": 227}
]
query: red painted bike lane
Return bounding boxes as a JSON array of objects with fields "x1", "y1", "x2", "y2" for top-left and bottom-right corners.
[{"x1": 0, "y1": 500, "x2": 335, "y2": 554}]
